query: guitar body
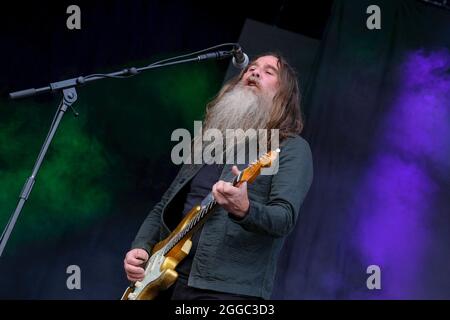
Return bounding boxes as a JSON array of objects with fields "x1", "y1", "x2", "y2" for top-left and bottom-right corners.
[{"x1": 121, "y1": 205, "x2": 201, "y2": 300}]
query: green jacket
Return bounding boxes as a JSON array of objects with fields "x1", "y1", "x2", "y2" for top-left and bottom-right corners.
[{"x1": 131, "y1": 135, "x2": 313, "y2": 299}]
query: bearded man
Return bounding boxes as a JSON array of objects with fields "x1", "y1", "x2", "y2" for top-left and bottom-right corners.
[{"x1": 123, "y1": 53, "x2": 313, "y2": 300}]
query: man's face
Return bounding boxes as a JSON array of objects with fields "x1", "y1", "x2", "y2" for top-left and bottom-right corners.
[{"x1": 241, "y1": 55, "x2": 280, "y2": 101}]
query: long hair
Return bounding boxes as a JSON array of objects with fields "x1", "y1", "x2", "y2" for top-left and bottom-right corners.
[{"x1": 204, "y1": 52, "x2": 304, "y2": 142}]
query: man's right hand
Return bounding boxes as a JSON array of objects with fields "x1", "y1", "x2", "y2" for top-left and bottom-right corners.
[{"x1": 124, "y1": 248, "x2": 149, "y2": 282}]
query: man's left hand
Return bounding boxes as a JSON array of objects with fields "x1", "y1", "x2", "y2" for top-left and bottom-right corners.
[{"x1": 212, "y1": 165, "x2": 249, "y2": 219}]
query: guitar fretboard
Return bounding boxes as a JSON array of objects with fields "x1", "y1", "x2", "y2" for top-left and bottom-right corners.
[{"x1": 162, "y1": 172, "x2": 242, "y2": 255}]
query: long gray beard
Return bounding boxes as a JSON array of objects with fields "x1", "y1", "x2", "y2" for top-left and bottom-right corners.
[
  {"x1": 192, "y1": 84, "x2": 273, "y2": 164},
  {"x1": 203, "y1": 84, "x2": 272, "y2": 133}
]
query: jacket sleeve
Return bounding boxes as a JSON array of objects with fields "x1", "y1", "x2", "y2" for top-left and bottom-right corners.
[
  {"x1": 130, "y1": 166, "x2": 184, "y2": 254},
  {"x1": 229, "y1": 136, "x2": 313, "y2": 237}
]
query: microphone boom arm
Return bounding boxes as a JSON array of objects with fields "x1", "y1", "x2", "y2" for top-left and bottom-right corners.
[{"x1": 1, "y1": 44, "x2": 238, "y2": 258}]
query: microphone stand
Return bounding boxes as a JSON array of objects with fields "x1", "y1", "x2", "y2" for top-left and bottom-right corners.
[{"x1": 0, "y1": 49, "x2": 233, "y2": 257}]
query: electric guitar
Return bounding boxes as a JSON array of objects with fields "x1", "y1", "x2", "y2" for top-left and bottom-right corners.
[{"x1": 121, "y1": 149, "x2": 280, "y2": 300}]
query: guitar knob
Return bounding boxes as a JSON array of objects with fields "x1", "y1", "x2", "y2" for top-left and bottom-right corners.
[
  {"x1": 128, "y1": 292, "x2": 137, "y2": 300},
  {"x1": 134, "y1": 281, "x2": 142, "y2": 288}
]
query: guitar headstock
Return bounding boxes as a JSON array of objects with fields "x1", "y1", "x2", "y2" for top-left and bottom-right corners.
[{"x1": 238, "y1": 148, "x2": 280, "y2": 184}]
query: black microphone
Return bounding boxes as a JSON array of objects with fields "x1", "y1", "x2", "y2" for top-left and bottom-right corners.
[{"x1": 232, "y1": 45, "x2": 249, "y2": 69}]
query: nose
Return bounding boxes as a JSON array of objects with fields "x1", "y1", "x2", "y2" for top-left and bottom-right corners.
[{"x1": 251, "y1": 69, "x2": 260, "y2": 78}]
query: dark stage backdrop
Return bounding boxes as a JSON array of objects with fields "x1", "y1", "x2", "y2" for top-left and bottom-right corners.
[
  {"x1": 0, "y1": 0, "x2": 326, "y2": 299},
  {"x1": 0, "y1": 0, "x2": 449, "y2": 300},
  {"x1": 0, "y1": 0, "x2": 248, "y2": 299},
  {"x1": 273, "y1": 0, "x2": 450, "y2": 299}
]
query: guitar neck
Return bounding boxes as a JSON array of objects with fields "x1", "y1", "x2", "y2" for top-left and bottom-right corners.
[{"x1": 162, "y1": 173, "x2": 241, "y2": 256}]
